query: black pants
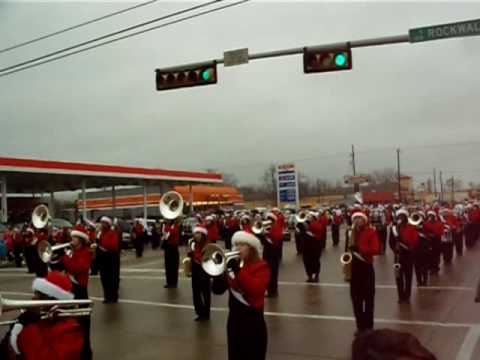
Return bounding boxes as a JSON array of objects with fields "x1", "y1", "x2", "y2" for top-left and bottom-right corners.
[
  {"x1": 99, "y1": 250, "x2": 120, "y2": 302},
  {"x1": 90, "y1": 248, "x2": 99, "y2": 275},
  {"x1": 72, "y1": 283, "x2": 92, "y2": 360},
  {"x1": 191, "y1": 262, "x2": 211, "y2": 318},
  {"x1": 350, "y1": 258, "x2": 375, "y2": 332},
  {"x1": 295, "y1": 231, "x2": 303, "y2": 254},
  {"x1": 13, "y1": 245, "x2": 22, "y2": 267},
  {"x1": 442, "y1": 241, "x2": 454, "y2": 264},
  {"x1": 430, "y1": 237, "x2": 441, "y2": 274},
  {"x1": 378, "y1": 227, "x2": 387, "y2": 254},
  {"x1": 24, "y1": 245, "x2": 36, "y2": 273},
  {"x1": 133, "y1": 235, "x2": 144, "y2": 258},
  {"x1": 465, "y1": 223, "x2": 475, "y2": 249},
  {"x1": 454, "y1": 231, "x2": 464, "y2": 256},
  {"x1": 164, "y1": 243, "x2": 179, "y2": 287},
  {"x1": 227, "y1": 297, "x2": 267, "y2": 360},
  {"x1": 414, "y1": 245, "x2": 429, "y2": 286},
  {"x1": 302, "y1": 236, "x2": 322, "y2": 278},
  {"x1": 396, "y1": 250, "x2": 413, "y2": 301},
  {"x1": 225, "y1": 231, "x2": 233, "y2": 250},
  {"x1": 263, "y1": 242, "x2": 281, "y2": 296},
  {"x1": 331, "y1": 224, "x2": 340, "y2": 246}
]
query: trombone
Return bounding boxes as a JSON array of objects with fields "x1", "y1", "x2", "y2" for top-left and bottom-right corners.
[
  {"x1": 201, "y1": 244, "x2": 240, "y2": 277},
  {"x1": 0, "y1": 294, "x2": 92, "y2": 326}
]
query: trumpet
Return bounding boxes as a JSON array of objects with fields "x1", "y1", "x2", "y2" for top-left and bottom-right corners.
[
  {"x1": 201, "y1": 244, "x2": 240, "y2": 277},
  {"x1": 37, "y1": 240, "x2": 72, "y2": 263},
  {"x1": 252, "y1": 220, "x2": 272, "y2": 235},
  {"x1": 0, "y1": 308, "x2": 92, "y2": 327}
]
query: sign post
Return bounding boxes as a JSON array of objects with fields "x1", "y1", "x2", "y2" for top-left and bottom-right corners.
[
  {"x1": 409, "y1": 18, "x2": 480, "y2": 43},
  {"x1": 276, "y1": 163, "x2": 299, "y2": 209}
]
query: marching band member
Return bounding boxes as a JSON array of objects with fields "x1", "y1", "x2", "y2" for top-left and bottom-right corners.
[
  {"x1": 298, "y1": 213, "x2": 316, "y2": 282},
  {"x1": 189, "y1": 225, "x2": 211, "y2": 321},
  {"x1": 393, "y1": 209, "x2": 420, "y2": 303},
  {"x1": 12, "y1": 226, "x2": 24, "y2": 268},
  {"x1": 317, "y1": 209, "x2": 330, "y2": 250},
  {"x1": 413, "y1": 212, "x2": 429, "y2": 287},
  {"x1": 162, "y1": 218, "x2": 181, "y2": 289},
  {"x1": 206, "y1": 215, "x2": 220, "y2": 243},
  {"x1": 306, "y1": 213, "x2": 326, "y2": 282},
  {"x1": 1, "y1": 271, "x2": 84, "y2": 360},
  {"x1": 132, "y1": 219, "x2": 145, "y2": 258},
  {"x1": 348, "y1": 211, "x2": 381, "y2": 334},
  {"x1": 423, "y1": 211, "x2": 444, "y2": 275},
  {"x1": 97, "y1": 216, "x2": 120, "y2": 304},
  {"x1": 23, "y1": 227, "x2": 37, "y2": 274},
  {"x1": 331, "y1": 208, "x2": 344, "y2": 247},
  {"x1": 263, "y1": 212, "x2": 282, "y2": 298},
  {"x1": 225, "y1": 213, "x2": 240, "y2": 250},
  {"x1": 62, "y1": 225, "x2": 93, "y2": 359},
  {"x1": 440, "y1": 209, "x2": 455, "y2": 264},
  {"x1": 240, "y1": 214, "x2": 252, "y2": 233},
  {"x1": 212, "y1": 231, "x2": 270, "y2": 360}
]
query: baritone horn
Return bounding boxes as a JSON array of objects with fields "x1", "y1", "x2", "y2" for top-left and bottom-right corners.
[
  {"x1": 201, "y1": 244, "x2": 240, "y2": 277},
  {"x1": 37, "y1": 240, "x2": 72, "y2": 263},
  {"x1": 252, "y1": 220, "x2": 272, "y2": 235},
  {"x1": 182, "y1": 238, "x2": 196, "y2": 278},
  {"x1": 159, "y1": 191, "x2": 184, "y2": 220},
  {"x1": 32, "y1": 204, "x2": 51, "y2": 229}
]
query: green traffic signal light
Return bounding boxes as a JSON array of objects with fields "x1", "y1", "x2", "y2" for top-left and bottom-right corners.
[
  {"x1": 202, "y1": 69, "x2": 212, "y2": 81},
  {"x1": 334, "y1": 53, "x2": 347, "y2": 67}
]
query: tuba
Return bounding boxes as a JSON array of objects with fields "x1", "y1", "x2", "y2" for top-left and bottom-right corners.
[
  {"x1": 159, "y1": 191, "x2": 184, "y2": 220},
  {"x1": 201, "y1": 243, "x2": 240, "y2": 277},
  {"x1": 32, "y1": 204, "x2": 51, "y2": 229},
  {"x1": 252, "y1": 220, "x2": 272, "y2": 235},
  {"x1": 408, "y1": 212, "x2": 424, "y2": 227}
]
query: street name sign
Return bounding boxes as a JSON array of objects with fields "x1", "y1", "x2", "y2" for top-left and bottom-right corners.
[{"x1": 410, "y1": 19, "x2": 480, "y2": 43}]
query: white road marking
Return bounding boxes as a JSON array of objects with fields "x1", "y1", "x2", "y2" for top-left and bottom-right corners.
[
  {"x1": 455, "y1": 325, "x2": 480, "y2": 360},
  {"x1": 124, "y1": 260, "x2": 163, "y2": 269},
  {"x1": 2, "y1": 291, "x2": 471, "y2": 329},
  {"x1": 0, "y1": 273, "x2": 474, "y2": 291}
]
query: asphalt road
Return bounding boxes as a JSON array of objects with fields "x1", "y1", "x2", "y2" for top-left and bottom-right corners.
[{"x1": 1, "y1": 230, "x2": 480, "y2": 360}]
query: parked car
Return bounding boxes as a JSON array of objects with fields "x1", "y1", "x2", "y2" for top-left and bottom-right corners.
[{"x1": 116, "y1": 219, "x2": 133, "y2": 249}]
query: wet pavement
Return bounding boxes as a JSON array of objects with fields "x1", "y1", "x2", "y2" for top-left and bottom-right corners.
[{"x1": 1, "y1": 229, "x2": 480, "y2": 360}]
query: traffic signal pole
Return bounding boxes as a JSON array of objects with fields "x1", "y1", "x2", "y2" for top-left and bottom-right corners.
[{"x1": 159, "y1": 34, "x2": 409, "y2": 71}]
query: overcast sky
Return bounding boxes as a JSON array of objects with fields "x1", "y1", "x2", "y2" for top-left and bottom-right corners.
[{"x1": 1, "y1": 0, "x2": 480, "y2": 188}]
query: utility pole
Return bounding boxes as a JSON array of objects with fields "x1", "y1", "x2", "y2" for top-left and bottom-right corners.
[
  {"x1": 397, "y1": 149, "x2": 402, "y2": 203},
  {"x1": 351, "y1": 145, "x2": 359, "y2": 193},
  {"x1": 451, "y1": 175, "x2": 455, "y2": 204},
  {"x1": 439, "y1": 171, "x2": 444, "y2": 202},
  {"x1": 433, "y1": 168, "x2": 437, "y2": 198}
]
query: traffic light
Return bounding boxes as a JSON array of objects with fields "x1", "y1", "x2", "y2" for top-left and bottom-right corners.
[
  {"x1": 155, "y1": 61, "x2": 217, "y2": 91},
  {"x1": 303, "y1": 46, "x2": 352, "y2": 74}
]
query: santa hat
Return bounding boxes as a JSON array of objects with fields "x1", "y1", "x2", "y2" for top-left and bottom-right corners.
[
  {"x1": 193, "y1": 225, "x2": 208, "y2": 236},
  {"x1": 353, "y1": 204, "x2": 362, "y2": 210},
  {"x1": 205, "y1": 215, "x2": 214, "y2": 222},
  {"x1": 272, "y1": 207, "x2": 280, "y2": 214},
  {"x1": 240, "y1": 215, "x2": 251, "y2": 222},
  {"x1": 232, "y1": 231, "x2": 262, "y2": 255},
  {"x1": 70, "y1": 225, "x2": 89, "y2": 243},
  {"x1": 351, "y1": 211, "x2": 368, "y2": 222},
  {"x1": 396, "y1": 209, "x2": 409, "y2": 218},
  {"x1": 32, "y1": 271, "x2": 74, "y2": 300},
  {"x1": 100, "y1": 216, "x2": 112, "y2": 226},
  {"x1": 427, "y1": 210, "x2": 437, "y2": 218},
  {"x1": 266, "y1": 212, "x2": 278, "y2": 222}
]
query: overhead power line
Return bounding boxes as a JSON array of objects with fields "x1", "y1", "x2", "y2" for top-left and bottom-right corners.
[
  {"x1": 0, "y1": 0, "x2": 250, "y2": 79},
  {"x1": 0, "y1": 0, "x2": 159, "y2": 55},
  {"x1": 0, "y1": 0, "x2": 224, "y2": 74}
]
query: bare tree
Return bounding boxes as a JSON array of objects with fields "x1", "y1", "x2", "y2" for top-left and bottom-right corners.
[{"x1": 260, "y1": 164, "x2": 277, "y2": 202}]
